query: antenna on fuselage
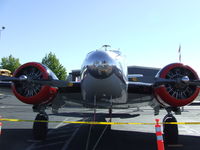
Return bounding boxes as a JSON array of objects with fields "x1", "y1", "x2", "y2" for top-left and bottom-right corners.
[{"x1": 102, "y1": 45, "x2": 111, "y2": 51}]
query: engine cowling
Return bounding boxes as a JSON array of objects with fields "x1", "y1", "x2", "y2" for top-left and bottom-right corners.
[
  {"x1": 12, "y1": 62, "x2": 58, "y2": 105},
  {"x1": 154, "y1": 63, "x2": 200, "y2": 107}
]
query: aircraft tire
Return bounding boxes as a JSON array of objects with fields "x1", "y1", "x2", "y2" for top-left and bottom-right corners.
[
  {"x1": 163, "y1": 114, "x2": 178, "y2": 145},
  {"x1": 33, "y1": 112, "x2": 48, "y2": 140}
]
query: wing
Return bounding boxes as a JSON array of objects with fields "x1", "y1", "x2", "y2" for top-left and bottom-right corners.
[
  {"x1": 128, "y1": 82, "x2": 153, "y2": 94},
  {"x1": 127, "y1": 81, "x2": 154, "y2": 108}
]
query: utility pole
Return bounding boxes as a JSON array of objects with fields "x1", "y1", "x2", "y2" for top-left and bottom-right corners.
[
  {"x1": 178, "y1": 45, "x2": 181, "y2": 63},
  {"x1": 0, "y1": 26, "x2": 5, "y2": 40}
]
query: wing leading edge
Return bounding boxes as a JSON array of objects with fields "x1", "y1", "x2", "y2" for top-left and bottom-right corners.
[{"x1": 128, "y1": 82, "x2": 153, "y2": 95}]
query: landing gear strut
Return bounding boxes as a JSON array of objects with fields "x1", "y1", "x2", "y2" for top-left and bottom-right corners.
[
  {"x1": 33, "y1": 112, "x2": 49, "y2": 140},
  {"x1": 163, "y1": 113, "x2": 178, "y2": 145}
]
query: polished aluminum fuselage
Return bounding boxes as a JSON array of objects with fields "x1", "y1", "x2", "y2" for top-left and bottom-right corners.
[{"x1": 80, "y1": 50, "x2": 128, "y2": 105}]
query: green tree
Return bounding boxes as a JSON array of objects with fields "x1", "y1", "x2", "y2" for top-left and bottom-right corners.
[
  {"x1": 42, "y1": 52, "x2": 67, "y2": 80},
  {"x1": 0, "y1": 55, "x2": 21, "y2": 73}
]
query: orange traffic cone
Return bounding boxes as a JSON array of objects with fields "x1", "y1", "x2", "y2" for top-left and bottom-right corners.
[{"x1": 155, "y1": 119, "x2": 165, "y2": 150}]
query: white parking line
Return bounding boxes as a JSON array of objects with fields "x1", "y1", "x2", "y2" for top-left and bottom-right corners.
[
  {"x1": 61, "y1": 118, "x2": 89, "y2": 150},
  {"x1": 55, "y1": 117, "x2": 70, "y2": 129},
  {"x1": 179, "y1": 125, "x2": 200, "y2": 136}
]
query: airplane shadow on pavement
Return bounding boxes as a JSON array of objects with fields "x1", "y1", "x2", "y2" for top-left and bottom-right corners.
[
  {"x1": 49, "y1": 112, "x2": 140, "y2": 119},
  {"x1": 65, "y1": 122, "x2": 200, "y2": 150},
  {"x1": 0, "y1": 117, "x2": 200, "y2": 150}
]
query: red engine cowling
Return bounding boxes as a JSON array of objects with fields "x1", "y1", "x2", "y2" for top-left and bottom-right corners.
[
  {"x1": 154, "y1": 63, "x2": 200, "y2": 107},
  {"x1": 12, "y1": 62, "x2": 58, "y2": 105}
]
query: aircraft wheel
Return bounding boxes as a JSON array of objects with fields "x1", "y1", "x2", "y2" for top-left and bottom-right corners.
[
  {"x1": 33, "y1": 112, "x2": 49, "y2": 140},
  {"x1": 163, "y1": 114, "x2": 178, "y2": 145}
]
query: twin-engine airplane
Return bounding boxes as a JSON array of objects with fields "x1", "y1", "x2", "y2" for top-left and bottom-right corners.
[{"x1": 1, "y1": 45, "x2": 200, "y2": 142}]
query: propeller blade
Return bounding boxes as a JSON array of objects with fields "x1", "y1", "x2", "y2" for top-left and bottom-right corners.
[
  {"x1": 187, "y1": 80, "x2": 200, "y2": 86},
  {"x1": 154, "y1": 76, "x2": 200, "y2": 87},
  {"x1": 31, "y1": 80, "x2": 69, "y2": 87},
  {"x1": 0, "y1": 75, "x2": 70, "y2": 88},
  {"x1": 0, "y1": 75, "x2": 27, "y2": 82},
  {"x1": 154, "y1": 78, "x2": 176, "y2": 86}
]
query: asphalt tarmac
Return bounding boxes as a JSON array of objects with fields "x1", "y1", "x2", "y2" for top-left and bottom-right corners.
[{"x1": 1, "y1": 89, "x2": 200, "y2": 150}]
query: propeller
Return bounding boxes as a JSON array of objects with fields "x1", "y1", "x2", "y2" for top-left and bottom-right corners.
[
  {"x1": 0, "y1": 75, "x2": 70, "y2": 88},
  {"x1": 154, "y1": 76, "x2": 200, "y2": 87}
]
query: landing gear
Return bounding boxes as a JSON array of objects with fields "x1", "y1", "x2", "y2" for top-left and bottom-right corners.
[
  {"x1": 163, "y1": 113, "x2": 178, "y2": 145},
  {"x1": 33, "y1": 112, "x2": 49, "y2": 140}
]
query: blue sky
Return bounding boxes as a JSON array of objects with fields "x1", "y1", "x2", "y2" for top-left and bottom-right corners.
[{"x1": 0, "y1": 0, "x2": 200, "y2": 74}]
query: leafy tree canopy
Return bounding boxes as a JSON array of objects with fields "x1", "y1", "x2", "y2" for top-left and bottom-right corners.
[
  {"x1": 0, "y1": 55, "x2": 21, "y2": 73},
  {"x1": 42, "y1": 52, "x2": 67, "y2": 80}
]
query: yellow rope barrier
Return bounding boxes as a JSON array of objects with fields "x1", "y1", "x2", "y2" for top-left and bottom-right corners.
[{"x1": 0, "y1": 118, "x2": 200, "y2": 125}]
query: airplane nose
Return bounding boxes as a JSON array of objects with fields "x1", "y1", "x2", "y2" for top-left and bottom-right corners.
[{"x1": 86, "y1": 51, "x2": 114, "y2": 79}]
